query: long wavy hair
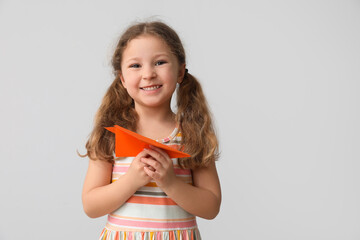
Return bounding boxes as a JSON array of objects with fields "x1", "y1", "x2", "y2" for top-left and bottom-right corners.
[{"x1": 79, "y1": 21, "x2": 219, "y2": 169}]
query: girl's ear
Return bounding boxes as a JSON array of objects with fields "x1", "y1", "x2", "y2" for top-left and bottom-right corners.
[
  {"x1": 177, "y1": 63, "x2": 186, "y2": 84},
  {"x1": 119, "y1": 72, "x2": 126, "y2": 89}
]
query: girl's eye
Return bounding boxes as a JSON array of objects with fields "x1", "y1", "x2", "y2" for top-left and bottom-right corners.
[
  {"x1": 130, "y1": 64, "x2": 141, "y2": 68},
  {"x1": 155, "y1": 60, "x2": 167, "y2": 66}
]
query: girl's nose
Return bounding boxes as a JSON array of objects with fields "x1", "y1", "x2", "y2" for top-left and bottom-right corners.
[{"x1": 142, "y1": 65, "x2": 157, "y2": 80}]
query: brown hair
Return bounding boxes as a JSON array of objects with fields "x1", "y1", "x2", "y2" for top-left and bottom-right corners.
[{"x1": 79, "y1": 21, "x2": 219, "y2": 169}]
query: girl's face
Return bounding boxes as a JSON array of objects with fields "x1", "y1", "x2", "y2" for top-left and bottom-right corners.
[{"x1": 120, "y1": 34, "x2": 185, "y2": 111}]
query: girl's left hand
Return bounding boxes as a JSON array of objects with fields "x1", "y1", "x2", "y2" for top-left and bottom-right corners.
[{"x1": 140, "y1": 145, "x2": 177, "y2": 189}]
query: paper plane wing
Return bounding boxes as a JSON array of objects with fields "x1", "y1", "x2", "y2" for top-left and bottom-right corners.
[{"x1": 105, "y1": 125, "x2": 191, "y2": 158}]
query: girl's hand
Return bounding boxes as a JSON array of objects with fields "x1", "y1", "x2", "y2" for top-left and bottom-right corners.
[
  {"x1": 125, "y1": 150, "x2": 152, "y2": 188},
  {"x1": 140, "y1": 146, "x2": 177, "y2": 189}
]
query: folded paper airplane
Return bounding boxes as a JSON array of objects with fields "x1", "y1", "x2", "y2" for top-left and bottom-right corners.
[{"x1": 105, "y1": 125, "x2": 191, "y2": 158}]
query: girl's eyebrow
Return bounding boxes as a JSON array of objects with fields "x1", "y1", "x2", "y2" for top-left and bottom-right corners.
[
  {"x1": 153, "y1": 53, "x2": 170, "y2": 58},
  {"x1": 124, "y1": 57, "x2": 140, "y2": 64},
  {"x1": 124, "y1": 53, "x2": 170, "y2": 64}
]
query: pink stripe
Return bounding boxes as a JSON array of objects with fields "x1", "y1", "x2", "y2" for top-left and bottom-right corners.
[
  {"x1": 113, "y1": 166, "x2": 129, "y2": 173},
  {"x1": 108, "y1": 215, "x2": 196, "y2": 229},
  {"x1": 174, "y1": 168, "x2": 191, "y2": 175}
]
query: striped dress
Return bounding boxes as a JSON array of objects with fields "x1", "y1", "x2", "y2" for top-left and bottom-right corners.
[{"x1": 99, "y1": 127, "x2": 201, "y2": 240}]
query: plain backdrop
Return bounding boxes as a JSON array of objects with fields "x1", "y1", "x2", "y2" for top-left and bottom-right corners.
[{"x1": 1, "y1": 0, "x2": 359, "y2": 239}]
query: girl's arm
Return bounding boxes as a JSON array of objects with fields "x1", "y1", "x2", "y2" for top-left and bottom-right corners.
[
  {"x1": 164, "y1": 161, "x2": 221, "y2": 220},
  {"x1": 141, "y1": 147, "x2": 221, "y2": 220},
  {"x1": 82, "y1": 151, "x2": 151, "y2": 218}
]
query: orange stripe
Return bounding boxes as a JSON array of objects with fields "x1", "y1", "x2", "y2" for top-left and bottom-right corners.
[
  {"x1": 144, "y1": 182, "x2": 158, "y2": 187},
  {"x1": 103, "y1": 229, "x2": 107, "y2": 239},
  {"x1": 170, "y1": 231, "x2": 175, "y2": 240},
  {"x1": 109, "y1": 213, "x2": 195, "y2": 222},
  {"x1": 100, "y1": 228, "x2": 105, "y2": 239},
  {"x1": 114, "y1": 162, "x2": 131, "y2": 166},
  {"x1": 126, "y1": 196, "x2": 177, "y2": 205}
]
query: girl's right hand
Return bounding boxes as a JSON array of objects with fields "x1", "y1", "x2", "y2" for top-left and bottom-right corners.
[{"x1": 125, "y1": 150, "x2": 152, "y2": 188}]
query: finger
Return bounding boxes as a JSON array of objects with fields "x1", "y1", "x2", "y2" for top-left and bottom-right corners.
[
  {"x1": 149, "y1": 145, "x2": 170, "y2": 160},
  {"x1": 135, "y1": 150, "x2": 151, "y2": 162},
  {"x1": 148, "y1": 146, "x2": 173, "y2": 168},
  {"x1": 140, "y1": 160, "x2": 155, "y2": 171},
  {"x1": 147, "y1": 165, "x2": 155, "y2": 171},
  {"x1": 144, "y1": 166, "x2": 159, "y2": 179},
  {"x1": 141, "y1": 157, "x2": 162, "y2": 171},
  {"x1": 143, "y1": 148, "x2": 168, "y2": 166}
]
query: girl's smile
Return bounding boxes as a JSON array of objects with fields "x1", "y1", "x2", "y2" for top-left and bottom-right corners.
[{"x1": 140, "y1": 84, "x2": 162, "y2": 91}]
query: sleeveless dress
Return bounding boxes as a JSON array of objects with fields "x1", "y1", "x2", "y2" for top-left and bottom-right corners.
[{"x1": 99, "y1": 127, "x2": 201, "y2": 240}]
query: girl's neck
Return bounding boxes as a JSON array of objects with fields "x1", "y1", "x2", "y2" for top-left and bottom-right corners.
[{"x1": 135, "y1": 105, "x2": 177, "y2": 140}]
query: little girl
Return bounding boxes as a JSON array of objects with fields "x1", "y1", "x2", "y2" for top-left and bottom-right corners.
[{"x1": 81, "y1": 21, "x2": 221, "y2": 240}]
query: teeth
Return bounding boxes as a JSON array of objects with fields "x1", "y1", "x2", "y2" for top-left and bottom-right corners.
[{"x1": 142, "y1": 85, "x2": 161, "y2": 91}]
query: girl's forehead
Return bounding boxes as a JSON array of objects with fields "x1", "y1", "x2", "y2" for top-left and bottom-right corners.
[
  {"x1": 125, "y1": 35, "x2": 171, "y2": 53},
  {"x1": 122, "y1": 35, "x2": 174, "y2": 61}
]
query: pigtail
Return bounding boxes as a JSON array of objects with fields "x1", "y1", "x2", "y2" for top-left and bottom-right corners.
[
  {"x1": 80, "y1": 75, "x2": 138, "y2": 162},
  {"x1": 176, "y1": 72, "x2": 219, "y2": 169}
]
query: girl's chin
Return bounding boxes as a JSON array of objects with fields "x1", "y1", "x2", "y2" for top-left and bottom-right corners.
[{"x1": 134, "y1": 100, "x2": 172, "y2": 110}]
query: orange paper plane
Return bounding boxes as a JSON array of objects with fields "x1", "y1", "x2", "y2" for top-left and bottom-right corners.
[{"x1": 105, "y1": 125, "x2": 191, "y2": 158}]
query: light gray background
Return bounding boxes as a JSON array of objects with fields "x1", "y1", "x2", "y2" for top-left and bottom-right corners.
[{"x1": 0, "y1": 1, "x2": 359, "y2": 239}]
